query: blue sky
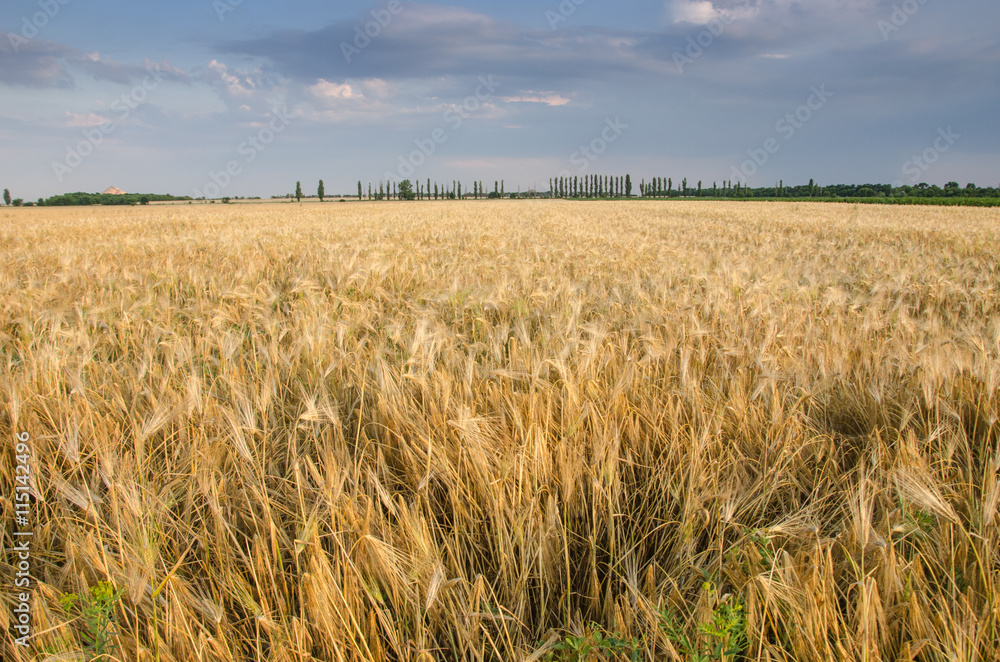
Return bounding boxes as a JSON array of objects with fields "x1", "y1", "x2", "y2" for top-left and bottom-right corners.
[{"x1": 1, "y1": 0, "x2": 998, "y2": 199}]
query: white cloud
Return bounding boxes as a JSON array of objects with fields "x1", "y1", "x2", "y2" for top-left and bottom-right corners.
[
  {"x1": 65, "y1": 111, "x2": 108, "y2": 127},
  {"x1": 672, "y1": 0, "x2": 723, "y2": 24},
  {"x1": 501, "y1": 92, "x2": 570, "y2": 106},
  {"x1": 310, "y1": 79, "x2": 354, "y2": 99},
  {"x1": 206, "y1": 59, "x2": 258, "y2": 96},
  {"x1": 669, "y1": 0, "x2": 877, "y2": 26}
]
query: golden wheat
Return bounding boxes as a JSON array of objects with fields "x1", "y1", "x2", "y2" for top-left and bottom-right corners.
[{"x1": 1, "y1": 200, "x2": 999, "y2": 661}]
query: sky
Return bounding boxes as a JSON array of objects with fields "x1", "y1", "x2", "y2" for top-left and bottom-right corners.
[{"x1": 1, "y1": 0, "x2": 998, "y2": 199}]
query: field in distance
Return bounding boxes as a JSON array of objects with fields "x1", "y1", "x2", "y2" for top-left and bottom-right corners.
[{"x1": 2, "y1": 201, "x2": 998, "y2": 661}]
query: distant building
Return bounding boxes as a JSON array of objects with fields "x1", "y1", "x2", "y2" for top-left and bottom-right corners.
[{"x1": 102, "y1": 187, "x2": 126, "y2": 195}]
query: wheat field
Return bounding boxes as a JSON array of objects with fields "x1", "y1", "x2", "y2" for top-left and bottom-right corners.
[{"x1": 2, "y1": 200, "x2": 999, "y2": 661}]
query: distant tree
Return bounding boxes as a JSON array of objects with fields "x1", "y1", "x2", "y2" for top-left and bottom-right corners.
[
  {"x1": 458, "y1": 182, "x2": 462, "y2": 198},
  {"x1": 378, "y1": 182, "x2": 384, "y2": 200},
  {"x1": 434, "y1": 183, "x2": 439, "y2": 200},
  {"x1": 139, "y1": 195, "x2": 150, "y2": 205},
  {"x1": 697, "y1": 181, "x2": 702, "y2": 196},
  {"x1": 500, "y1": 180, "x2": 504, "y2": 198},
  {"x1": 682, "y1": 178, "x2": 687, "y2": 196},
  {"x1": 3, "y1": 189, "x2": 10, "y2": 206},
  {"x1": 667, "y1": 178, "x2": 672, "y2": 196},
  {"x1": 295, "y1": 181, "x2": 303, "y2": 202},
  {"x1": 399, "y1": 179, "x2": 416, "y2": 200},
  {"x1": 625, "y1": 174, "x2": 632, "y2": 197},
  {"x1": 358, "y1": 181, "x2": 363, "y2": 200},
  {"x1": 808, "y1": 178, "x2": 815, "y2": 196},
  {"x1": 12, "y1": 198, "x2": 23, "y2": 207},
  {"x1": 318, "y1": 180, "x2": 325, "y2": 202}
]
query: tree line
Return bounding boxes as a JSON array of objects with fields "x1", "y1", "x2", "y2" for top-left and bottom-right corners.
[
  {"x1": 330, "y1": 176, "x2": 1000, "y2": 201},
  {"x1": 6, "y1": 178, "x2": 997, "y2": 209},
  {"x1": 344, "y1": 179, "x2": 515, "y2": 201},
  {"x1": 0, "y1": 191, "x2": 192, "y2": 207}
]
